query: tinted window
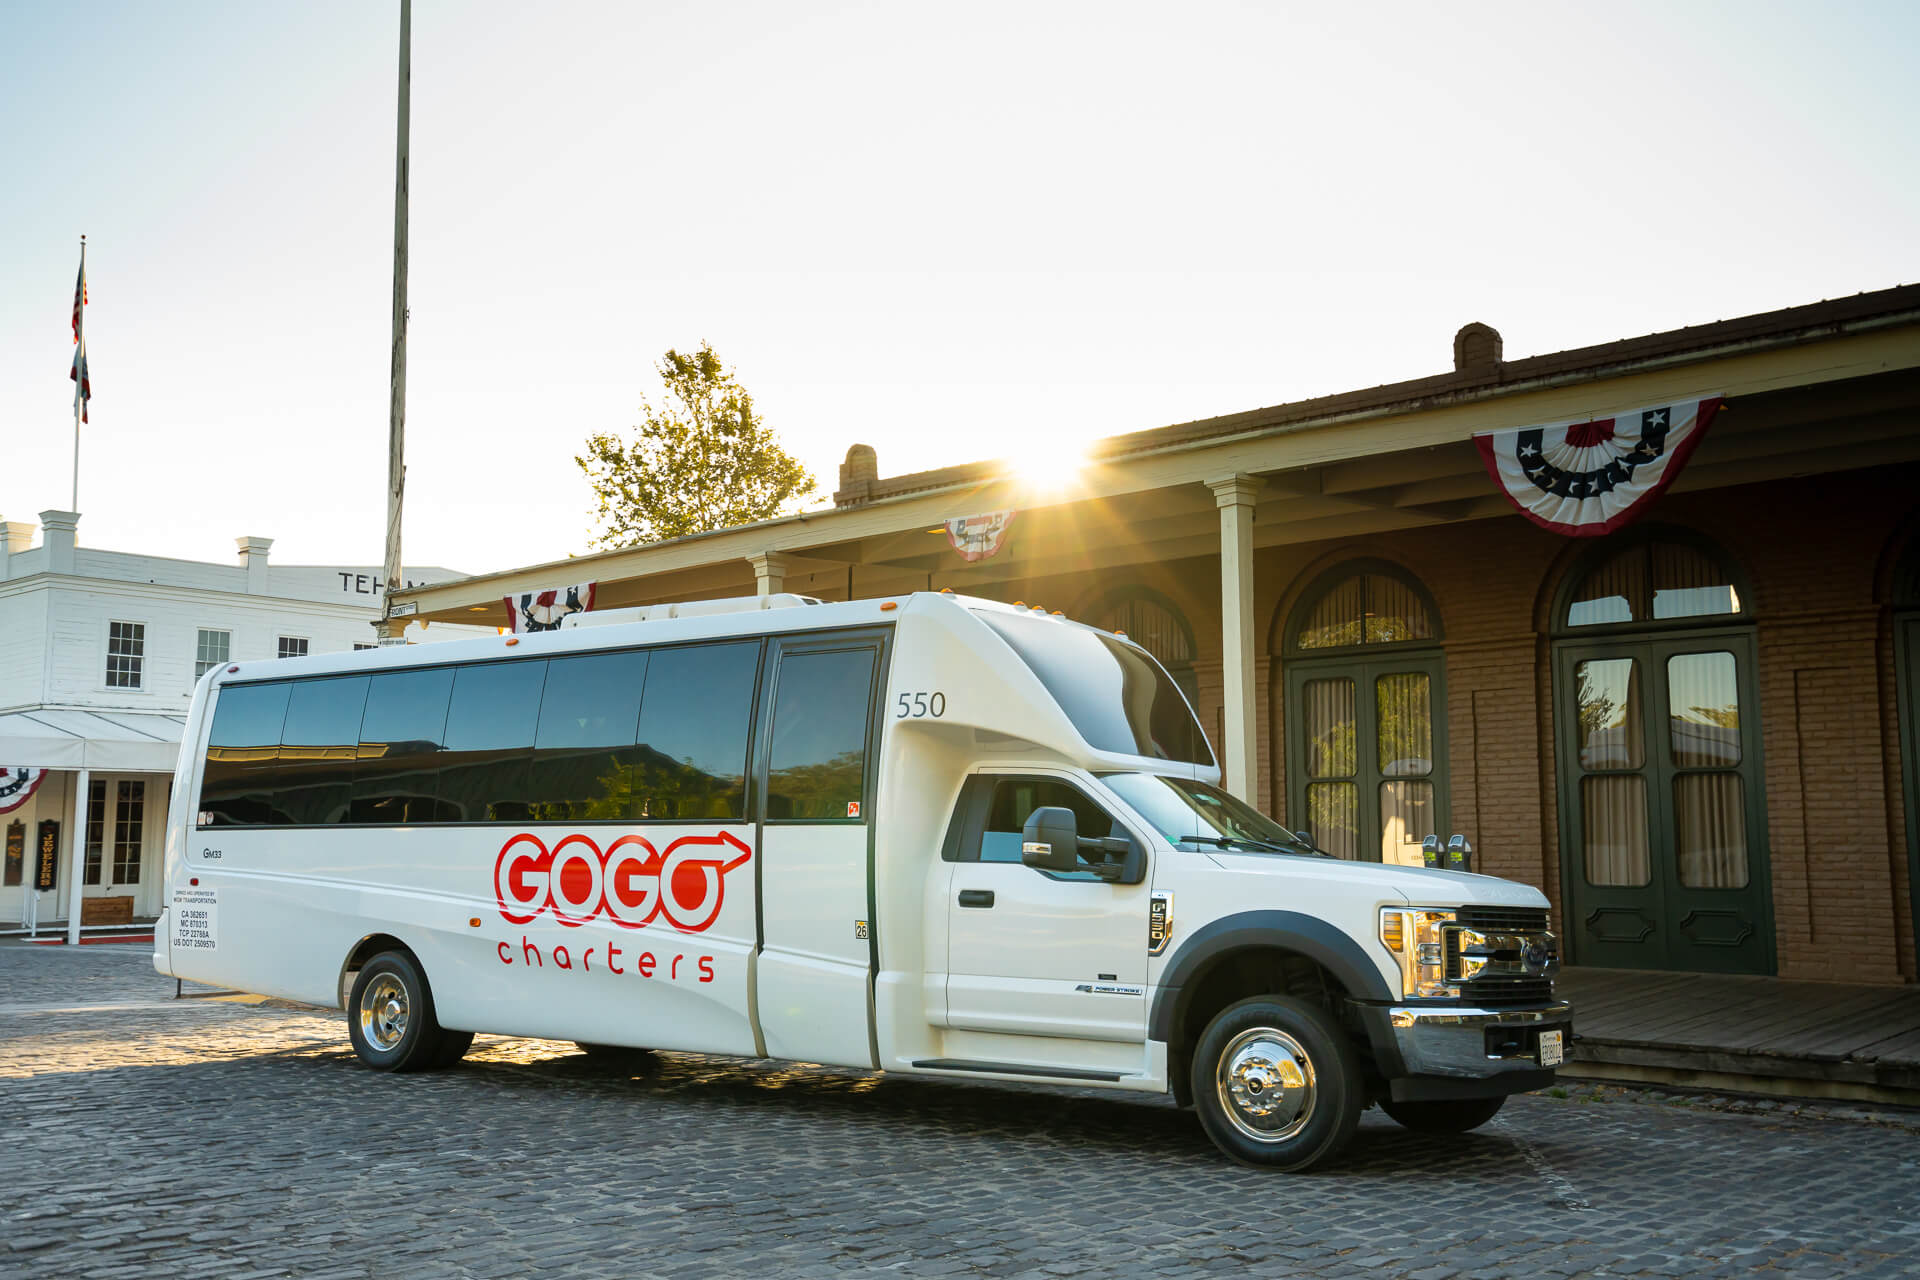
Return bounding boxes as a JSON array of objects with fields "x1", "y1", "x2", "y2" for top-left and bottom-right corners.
[
  {"x1": 201, "y1": 682, "x2": 292, "y2": 826},
  {"x1": 438, "y1": 660, "x2": 547, "y2": 822},
  {"x1": 766, "y1": 647, "x2": 875, "y2": 821},
  {"x1": 977, "y1": 612, "x2": 1212, "y2": 765},
  {"x1": 634, "y1": 642, "x2": 758, "y2": 820},
  {"x1": 980, "y1": 778, "x2": 1113, "y2": 876},
  {"x1": 276, "y1": 675, "x2": 370, "y2": 825},
  {"x1": 352, "y1": 669, "x2": 453, "y2": 824},
  {"x1": 530, "y1": 651, "x2": 649, "y2": 819}
]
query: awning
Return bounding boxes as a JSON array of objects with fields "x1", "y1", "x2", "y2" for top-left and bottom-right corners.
[{"x1": 0, "y1": 708, "x2": 187, "y2": 772}]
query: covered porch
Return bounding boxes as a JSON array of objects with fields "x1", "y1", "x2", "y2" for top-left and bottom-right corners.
[{"x1": 1, "y1": 708, "x2": 180, "y2": 944}]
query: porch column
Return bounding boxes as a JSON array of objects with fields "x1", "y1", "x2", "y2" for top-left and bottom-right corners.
[
  {"x1": 1207, "y1": 475, "x2": 1262, "y2": 801},
  {"x1": 747, "y1": 551, "x2": 793, "y2": 597},
  {"x1": 65, "y1": 768, "x2": 89, "y2": 946}
]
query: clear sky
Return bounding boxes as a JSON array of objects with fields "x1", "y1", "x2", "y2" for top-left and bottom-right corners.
[{"x1": 2, "y1": 1, "x2": 1915, "y2": 576}]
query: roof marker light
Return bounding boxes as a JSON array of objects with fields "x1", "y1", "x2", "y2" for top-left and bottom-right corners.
[
  {"x1": 227, "y1": 665, "x2": 240, "y2": 673},
  {"x1": 880, "y1": 601, "x2": 898, "y2": 611},
  {"x1": 505, "y1": 637, "x2": 519, "y2": 646}
]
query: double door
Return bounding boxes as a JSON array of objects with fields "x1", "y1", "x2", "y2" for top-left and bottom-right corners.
[
  {"x1": 1555, "y1": 631, "x2": 1771, "y2": 973},
  {"x1": 1287, "y1": 654, "x2": 1446, "y2": 865}
]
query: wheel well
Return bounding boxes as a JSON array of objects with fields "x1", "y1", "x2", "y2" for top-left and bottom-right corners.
[
  {"x1": 338, "y1": 934, "x2": 414, "y2": 1010},
  {"x1": 1166, "y1": 946, "x2": 1363, "y2": 1108}
]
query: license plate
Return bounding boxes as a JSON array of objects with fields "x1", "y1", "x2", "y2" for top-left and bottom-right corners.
[{"x1": 1538, "y1": 1029, "x2": 1565, "y2": 1067}]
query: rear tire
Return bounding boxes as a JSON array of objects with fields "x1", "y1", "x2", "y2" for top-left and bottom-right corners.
[
  {"x1": 1191, "y1": 995, "x2": 1362, "y2": 1171},
  {"x1": 346, "y1": 951, "x2": 449, "y2": 1073},
  {"x1": 1380, "y1": 1094, "x2": 1506, "y2": 1133}
]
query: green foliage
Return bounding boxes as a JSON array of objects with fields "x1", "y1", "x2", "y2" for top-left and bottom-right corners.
[{"x1": 578, "y1": 342, "x2": 816, "y2": 549}]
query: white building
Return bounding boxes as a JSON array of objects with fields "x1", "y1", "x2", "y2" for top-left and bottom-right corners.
[{"x1": 0, "y1": 509, "x2": 485, "y2": 938}]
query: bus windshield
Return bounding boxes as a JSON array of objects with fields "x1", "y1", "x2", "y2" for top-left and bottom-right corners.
[
  {"x1": 976, "y1": 610, "x2": 1212, "y2": 766},
  {"x1": 1101, "y1": 772, "x2": 1322, "y2": 856}
]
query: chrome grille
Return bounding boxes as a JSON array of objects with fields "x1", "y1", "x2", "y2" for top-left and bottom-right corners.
[{"x1": 1454, "y1": 906, "x2": 1550, "y2": 933}]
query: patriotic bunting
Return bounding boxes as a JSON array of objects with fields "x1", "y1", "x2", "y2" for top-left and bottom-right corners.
[
  {"x1": 503, "y1": 581, "x2": 597, "y2": 632},
  {"x1": 0, "y1": 767, "x2": 48, "y2": 816},
  {"x1": 1473, "y1": 397, "x2": 1721, "y2": 537},
  {"x1": 944, "y1": 509, "x2": 1017, "y2": 562}
]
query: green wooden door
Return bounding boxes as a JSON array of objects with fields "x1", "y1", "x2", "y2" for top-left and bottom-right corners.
[
  {"x1": 1288, "y1": 654, "x2": 1447, "y2": 865},
  {"x1": 1554, "y1": 629, "x2": 1771, "y2": 973}
]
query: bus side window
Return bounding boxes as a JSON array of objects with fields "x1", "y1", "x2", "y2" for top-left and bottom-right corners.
[
  {"x1": 202, "y1": 682, "x2": 293, "y2": 827},
  {"x1": 352, "y1": 669, "x2": 454, "y2": 825},
  {"x1": 279, "y1": 675, "x2": 371, "y2": 826},
  {"x1": 439, "y1": 660, "x2": 548, "y2": 822},
  {"x1": 766, "y1": 648, "x2": 875, "y2": 821},
  {"x1": 529, "y1": 650, "x2": 649, "y2": 820},
  {"x1": 634, "y1": 642, "x2": 758, "y2": 820}
]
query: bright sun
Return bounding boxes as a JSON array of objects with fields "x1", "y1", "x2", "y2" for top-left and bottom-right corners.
[{"x1": 1011, "y1": 437, "x2": 1090, "y2": 492}]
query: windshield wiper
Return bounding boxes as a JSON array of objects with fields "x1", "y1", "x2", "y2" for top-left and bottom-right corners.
[{"x1": 1179, "y1": 833, "x2": 1303, "y2": 855}]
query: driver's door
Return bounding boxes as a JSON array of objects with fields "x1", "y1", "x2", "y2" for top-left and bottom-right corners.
[{"x1": 945, "y1": 772, "x2": 1150, "y2": 1044}]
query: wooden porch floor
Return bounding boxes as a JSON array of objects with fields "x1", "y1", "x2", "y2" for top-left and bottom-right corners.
[{"x1": 1558, "y1": 966, "x2": 1920, "y2": 1099}]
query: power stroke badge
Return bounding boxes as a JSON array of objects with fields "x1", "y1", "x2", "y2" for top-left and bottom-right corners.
[{"x1": 1148, "y1": 891, "x2": 1173, "y2": 956}]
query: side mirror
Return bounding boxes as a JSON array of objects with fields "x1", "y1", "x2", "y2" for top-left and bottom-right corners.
[{"x1": 1022, "y1": 807, "x2": 1081, "y2": 874}]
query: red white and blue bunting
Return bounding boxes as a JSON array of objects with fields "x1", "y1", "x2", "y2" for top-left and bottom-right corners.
[
  {"x1": 0, "y1": 767, "x2": 48, "y2": 815},
  {"x1": 945, "y1": 509, "x2": 1017, "y2": 562},
  {"x1": 1474, "y1": 396, "x2": 1722, "y2": 536},
  {"x1": 503, "y1": 581, "x2": 597, "y2": 633}
]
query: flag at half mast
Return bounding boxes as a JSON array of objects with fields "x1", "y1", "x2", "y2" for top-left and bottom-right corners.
[{"x1": 70, "y1": 244, "x2": 90, "y2": 423}]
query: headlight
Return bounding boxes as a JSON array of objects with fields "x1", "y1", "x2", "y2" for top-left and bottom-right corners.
[{"x1": 1379, "y1": 907, "x2": 1458, "y2": 999}]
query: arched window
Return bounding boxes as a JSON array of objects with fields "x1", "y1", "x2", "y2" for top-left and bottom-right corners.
[
  {"x1": 1085, "y1": 588, "x2": 1200, "y2": 711},
  {"x1": 1550, "y1": 531, "x2": 1770, "y2": 975},
  {"x1": 1279, "y1": 562, "x2": 1445, "y2": 865}
]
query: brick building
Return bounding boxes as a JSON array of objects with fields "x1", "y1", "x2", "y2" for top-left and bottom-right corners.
[{"x1": 394, "y1": 284, "x2": 1920, "y2": 987}]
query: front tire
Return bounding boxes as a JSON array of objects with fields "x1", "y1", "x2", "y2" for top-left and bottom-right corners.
[
  {"x1": 347, "y1": 951, "x2": 450, "y2": 1073},
  {"x1": 1192, "y1": 996, "x2": 1362, "y2": 1171},
  {"x1": 1380, "y1": 1095, "x2": 1506, "y2": 1133}
]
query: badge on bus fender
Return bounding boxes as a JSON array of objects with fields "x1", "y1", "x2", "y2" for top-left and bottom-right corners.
[{"x1": 1148, "y1": 891, "x2": 1173, "y2": 956}]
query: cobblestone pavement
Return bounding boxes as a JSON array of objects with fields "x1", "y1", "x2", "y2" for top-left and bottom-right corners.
[{"x1": 4, "y1": 944, "x2": 1918, "y2": 1279}]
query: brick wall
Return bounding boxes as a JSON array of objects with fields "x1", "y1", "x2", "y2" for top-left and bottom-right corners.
[{"x1": 1012, "y1": 463, "x2": 1920, "y2": 986}]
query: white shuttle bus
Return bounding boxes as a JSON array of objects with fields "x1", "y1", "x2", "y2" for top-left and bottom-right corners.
[{"x1": 155, "y1": 591, "x2": 1569, "y2": 1169}]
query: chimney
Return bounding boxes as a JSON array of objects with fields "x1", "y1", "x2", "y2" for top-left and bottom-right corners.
[
  {"x1": 834, "y1": 443, "x2": 879, "y2": 507},
  {"x1": 39, "y1": 510, "x2": 79, "y2": 575},
  {"x1": 1453, "y1": 322, "x2": 1504, "y2": 378},
  {"x1": 236, "y1": 536, "x2": 274, "y2": 594}
]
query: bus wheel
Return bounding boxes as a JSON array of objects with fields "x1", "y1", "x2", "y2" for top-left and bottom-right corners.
[
  {"x1": 347, "y1": 951, "x2": 449, "y2": 1073},
  {"x1": 1191, "y1": 995, "x2": 1362, "y2": 1171}
]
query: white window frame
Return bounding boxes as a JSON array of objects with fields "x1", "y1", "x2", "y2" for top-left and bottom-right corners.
[
  {"x1": 195, "y1": 628, "x2": 232, "y2": 678},
  {"x1": 105, "y1": 619, "x2": 147, "y2": 690},
  {"x1": 277, "y1": 635, "x2": 310, "y2": 660}
]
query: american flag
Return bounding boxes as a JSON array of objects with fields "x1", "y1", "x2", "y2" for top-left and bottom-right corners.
[
  {"x1": 71, "y1": 344, "x2": 91, "y2": 424},
  {"x1": 72, "y1": 258, "x2": 86, "y2": 342}
]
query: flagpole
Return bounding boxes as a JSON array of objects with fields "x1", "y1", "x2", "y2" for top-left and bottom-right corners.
[
  {"x1": 378, "y1": 0, "x2": 410, "y2": 641},
  {"x1": 72, "y1": 235, "x2": 85, "y2": 512}
]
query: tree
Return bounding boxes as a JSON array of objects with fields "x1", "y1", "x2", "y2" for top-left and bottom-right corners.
[{"x1": 577, "y1": 342, "x2": 816, "y2": 549}]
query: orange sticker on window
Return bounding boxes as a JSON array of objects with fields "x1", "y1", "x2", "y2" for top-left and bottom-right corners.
[{"x1": 847, "y1": 801, "x2": 861, "y2": 819}]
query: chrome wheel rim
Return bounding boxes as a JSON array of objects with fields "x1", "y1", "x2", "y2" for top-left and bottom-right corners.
[
  {"x1": 359, "y1": 974, "x2": 410, "y2": 1052},
  {"x1": 1216, "y1": 1026, "x2": 1317, "y2": 1143}
]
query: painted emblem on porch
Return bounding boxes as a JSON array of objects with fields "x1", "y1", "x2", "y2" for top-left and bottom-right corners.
[
  {"x1": 944, "y1": 509, "x2": 1017, "y2": 562},
  {"x1": 1474, "y1": 396, "x2": 1722, "y2": 536},
  {"x1": 0, "y1": 767, "x2": 47, "y2": 815}
]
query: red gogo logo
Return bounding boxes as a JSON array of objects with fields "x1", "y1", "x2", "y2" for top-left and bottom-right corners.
[{"x1": 494, "y1": 831, "x2": 751, "y2": 932}]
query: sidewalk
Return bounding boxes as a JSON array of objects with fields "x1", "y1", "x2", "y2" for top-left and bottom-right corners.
[{"x1": 1559, "y1": 966, "x2": 1920, "y2": 1104}]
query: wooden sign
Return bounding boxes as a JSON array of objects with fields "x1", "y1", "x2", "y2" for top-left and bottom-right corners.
[
  {"x1": 35, "y1": 819, "x2": 60, "y2": 892},
  {"x1": 3, "y1": 820, "x2": 21, "y2": 887}
]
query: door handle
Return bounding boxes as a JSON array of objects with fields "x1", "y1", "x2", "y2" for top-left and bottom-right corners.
[{"x1": 957, "y1": 889, "x2": 995, "y2": 909}]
